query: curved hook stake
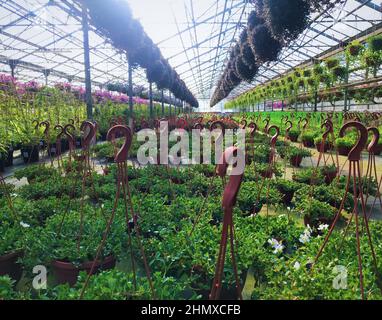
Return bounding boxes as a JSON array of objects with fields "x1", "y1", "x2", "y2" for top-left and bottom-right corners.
[
  {"x1": 367, "y1": 127, "x2": 380, "y2": 154},
  {"x1": 339, "y1": 121, "x2": 368, "y2": 161},
  {"x1": 248, "y1": 122, "x2": 257, "y2": 137},
  {"x1": 268, "y1": 125, "x2": 280, "y2": 148},
  {"x1": 107, "y1": 125, "x2": 132, "y2": 163},
  {"x1": 210, "y1": 120, "x2": 226, "y2": 136},
  {"x1": 64, "y1": 124, "x2": 76, "y2": 150},
  {"x1": 80, "y1": 121, "x2": 96, "y2": 150}
]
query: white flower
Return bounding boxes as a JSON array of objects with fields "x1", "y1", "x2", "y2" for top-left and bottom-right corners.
[
  {"x1": 287, "y1": 207, "x2": 291, "y2": 211},
  {"x1": 318, "y1": 224, "x2": 329, "y2": 231},
  {"x1": 268, "y1": 238, "x2": 279, "y2": 247},
  {"x1": 273, "y1": 243, "x2": 285, "y2": 254},
  {"x1": 293, "y1": 261, "x2": 301, "y2": 270},
  {"x1": 20, "y1": 221, "x2": 30, "y2": 228},
  {"x1": 299, "y1": 233, "x2": 310, "y2": 244}
]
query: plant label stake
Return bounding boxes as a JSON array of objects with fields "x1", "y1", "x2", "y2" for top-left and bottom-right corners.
[
  {"x1": 210, "y1": 146, "x2": 244, "y2": 300},
  {"x1": 313, "y1": 121, "x2": 379, "y2": 300}
]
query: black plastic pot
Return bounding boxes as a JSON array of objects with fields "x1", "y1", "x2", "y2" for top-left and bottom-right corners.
[
  {"x1": 75, "y1": 137, "x2": 82, "y2": 149},
  {"x1": 0, "y1": 157, "x2": 4, "y2": 173},
  {"x1": 21, "y1": 145, "x2": 39, "y2": 164},
  {"x1": 5, "y1": 147, "x2": 14, "y2": 167},
  {"x1": 337, "y1": 146, "x2": 352, "y2": 156}
]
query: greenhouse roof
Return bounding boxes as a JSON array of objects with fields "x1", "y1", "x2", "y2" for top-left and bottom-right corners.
[{"x1": 0, "y1": 0, "x2": 381, "y2": 111}]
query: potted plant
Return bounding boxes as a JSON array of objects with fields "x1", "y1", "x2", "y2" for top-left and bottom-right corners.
[
  {"x1": 255, "y1": 162, "x2": 282, "y2": 179},
  {"x1": 295, "y1": 198, "x2": 336, "y2": 228},
  {"x1": 292, "y1": 168, "x2": 325, "y2": 185},
  {"x1": 335, "y1": 135, "x2": 356, "y2": 156},
  {"x1": 368, "y1": 35, "x2": 382, "y2": 52},
  {"x1": 288, "y1": 128, "x2": 300, "y2": 142},
  {"x1": 287, "y1": 146, "x2": 311, "y2": 167},
  {"x1": 0, "y1": 214, "x2": 26, "y2": 283},
  {"x1": 314, "y1": 136, "x2": 332, "y2": 152},
  {"x1": 14, "y1": 164, "x2": 58, "y2": 184},
  {"x1": 325, "y1": 58, "x2": 340, "y2": 70},
  {"x1": 272, "y1": 179, "x2": 300, "y2": 205},
  {"x1": 346, "y1": 40, "x2": 363, "y2": 57},
  {"x1": 237, "y1": 181, "x2": 281, "y2": 216},
  {"x1": 24, "y1": 210, "x2": 125, "y2": 286},
  {"x1": 301, "y1": 130, "x2": 318, "y2": 148},
  {"x1": 321, "y1": 164, "x2": 338, "y2": 184}
]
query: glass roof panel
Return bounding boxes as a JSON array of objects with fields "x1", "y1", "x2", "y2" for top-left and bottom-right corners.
[{"x1": 0, "y1": 0, "x2": 381, "y2": 110}]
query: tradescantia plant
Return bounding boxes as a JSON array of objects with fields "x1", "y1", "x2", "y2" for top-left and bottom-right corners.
[
  {"x1": 23, "y1": 210, "x2": 126, "y2": 274},
  {"x1": 43, "y1": 270, "x2": 199, "y2": 300}
]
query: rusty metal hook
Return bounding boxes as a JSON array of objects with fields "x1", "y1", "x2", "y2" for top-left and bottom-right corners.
[
  {"x1": 367, "y1": 127, "x2": 380, "y2": 154},
  {"x1": 107, "y1": 125, "x2": 132, "y2": 163},
  {"x1": 248, "y1": 122, "x2": 257, "y2": 137},
  {"x1": 268, "y1": 125, "x2": 280, "y2": 148},
  {"x1": 80, "y1": 121, "x2": 96, "y2": 150},
  {"x1": 210, "y1": 120, "x2": 226, "y2": 136},
  {"x1": 339, "y1": 121, "x2": 368, "y2": 161},
  {"x1": 63, "y1": 124, "x2": 76, "y2": 149}
]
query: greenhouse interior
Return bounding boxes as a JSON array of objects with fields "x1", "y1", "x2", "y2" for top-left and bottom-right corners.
[{"x1": 3, "y1": 0, "x2": 382, "y2": 302}]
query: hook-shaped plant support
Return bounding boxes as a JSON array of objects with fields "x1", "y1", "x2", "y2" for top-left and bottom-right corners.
[
  {"x1": 268, "y1": 125, "x2": 279, "y2": 167},
  {"x1": 285, "y1": 121, "x2": 292, "y2": 141},
  {"x1": 365, "y1": 127, "x2": 382, "y2": 220},
  {"x1": 240, "y1": 118, "x2": 247, "y2": 129},
  {"x1": 80, "y1": 125, "x2": 155, "y2": 300},
  {"x1": 210, "y1": 146, "x2": 244, "y2": 301},
  {"x1": 54, "y1": 125, "x2": 65, "y2": 169},
  {"x1": 263, "y1": 118, "x2": 270, "y2": 134},
  {"x1": 314, "y1": 121, "x2": 379, "y2": 300},
  {"x1": 40, "y1": 120, "x2": 53, "y2": 165}
]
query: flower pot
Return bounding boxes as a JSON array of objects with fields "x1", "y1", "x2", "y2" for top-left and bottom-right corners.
[
  {"x1": 289, "y1": 155, "x2": 303, "y2": 167},
  {"x1": 349, "y1": 45, "x2": 362, "y2": 56},
  {"x1": 282, "y1": 191, "x2": 294, "y2": 205},
  {"x1": 0, "y1": 250, "x2": 24, "y2": 283},
  {"x1": 337, "y1": 146, "x2": 352, "y2": 156},
  {"x1": 373, "y1": 144, "x2": 382, "y2": 156},
  {"x1": 48, "y1": 143, "x2": 58, "y2": 157},
  {"x1": 75, "y1": 137, "x2": 82, "y2": 149},
  {"x1": 315, "y1": 142, "x2": 330, "y2": 153},
  {"x1": 4, "y1": 147, "x2": 14, "y2": 167},
  {"x1": 0, "y1": 157, "x2": 4, "y2": 173},
  {"x1": 302, "y1": 140, "x2": 315, "y2": 148},
  {"x1": 51, "y1": 255, "x2": 116, "y2": 286},
  {"x1": 260, "y1": 169, "x2": 273, "y2": 179},
  {"x1": 21, "y1": 145, "x2": 39, "y2": 164},
  {"x1": 324, "y1": 171, "x2": 337, "y2": 185},
  {"x1": 61, "y1": 139, "x2": 69, "y2": 153},
  {"x1": 220, "y1": 270, "x2": 248, "y2": 300},
  {"x1": 170, "y1": 177, "x2": 184, "y2": 184}
]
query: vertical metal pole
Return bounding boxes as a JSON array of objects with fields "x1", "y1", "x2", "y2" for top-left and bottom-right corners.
[
  {"x1": 343, "y1": 59, "x2": 350, "y2": 112},
  {"x1": 128, "y1": 62, "x2": 133, "y2": 116},
  {"x1": 161, "y1": 90, "x2": 165, "y2": 116},
  {"x1": 149, "y1": 82, "x2": 153, "y2": 118},
  {"x1": 82, "y1": 3, "x2": 93, "y2": 119},
  {"x1": 169, "y1": 91, "x2": 172, "y2": 116}
]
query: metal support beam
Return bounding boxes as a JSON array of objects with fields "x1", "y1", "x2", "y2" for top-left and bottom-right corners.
[
  {"x1": 149, "y1": 82, "x2": 153, "y2": 118},
  {"x1": 81, "y1": 3, "x2": 93, "y2": 119}
]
